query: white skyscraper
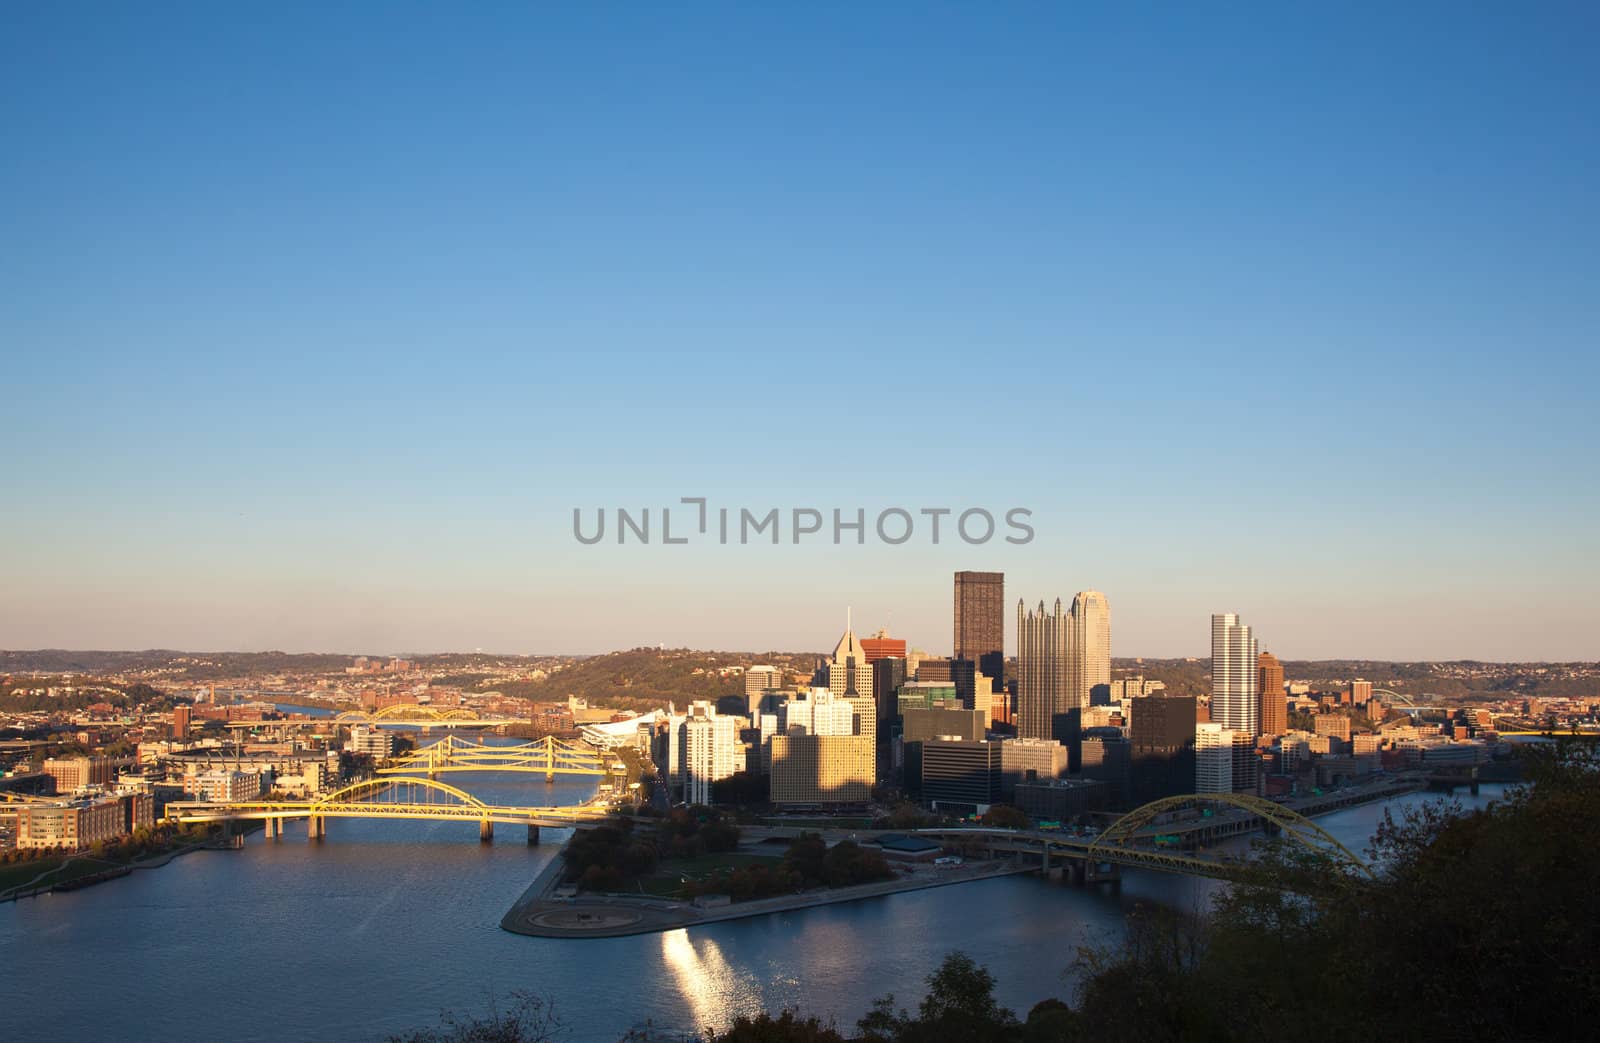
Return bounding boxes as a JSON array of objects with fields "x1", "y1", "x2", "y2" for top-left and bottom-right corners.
[
  {"x1": 1195, "y1": 722, "x2": 1235, "y2": 793},
  {"x1": 1068, "y1": 590, "x2": 1111, "y2": 708},
  {"x1": 679, "y1": 701, "x2": 741, "y2": 805},
  {"x1": 1211, "y1": 613, "x2": 1260, "y2": 737}
]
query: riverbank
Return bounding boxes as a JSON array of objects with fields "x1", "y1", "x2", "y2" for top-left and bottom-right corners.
[
  {"x1": 1, "y1": 828, "x2": 248, "y2": 904},
  {"x1": 502, "y1": 854, "x2": 1035, "y2": 938}
]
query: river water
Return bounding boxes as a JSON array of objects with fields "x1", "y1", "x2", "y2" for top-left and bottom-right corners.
[{"x1": 0, "y1": 758, "x2": 1506, "y2": 1043}]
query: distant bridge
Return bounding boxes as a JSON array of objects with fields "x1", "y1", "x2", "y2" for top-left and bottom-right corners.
[
  {"x1": 334, "y1": 704, "x2": 524, "y2": 729},
  {"x1": 913, "y1": 793, "x2": 1375, "y2": 885},
  {"x1": 377, "y1": 735, "x2": 622, "y2": 780},
  {"x1": 163, "y1": 777, "x2": 610, "y2": 843}
]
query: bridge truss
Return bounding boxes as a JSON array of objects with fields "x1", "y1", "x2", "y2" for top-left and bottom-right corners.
[
  {"x1": 1084, "y1": 792, "x2": 1375, "y2": 880},
  {"x1": 376, "y1": 735, "x2": 621, "y2": 778},
  {"x1": 163, "y1": 776, "x2": 610, "y2": 832}
]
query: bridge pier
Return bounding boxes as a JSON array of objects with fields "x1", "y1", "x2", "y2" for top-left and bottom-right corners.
[
  {"x1": 480, "y1": 820, "x2": 494, "y2": 843},
  {"x1": 527, "y1": 825, "x2": 540, "y2": 845},
  {"x1": 307, "y1": 815, "x2": 325, "y2": 840},
  {"x1": 264, "y1": 818, "x2": 278, "y2": 840},
  {"x1": 545, "y1": 772, "x2": 555, "y2": 784}
]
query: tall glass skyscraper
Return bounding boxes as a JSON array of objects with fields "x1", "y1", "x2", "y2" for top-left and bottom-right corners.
[
  {"x1": 1211, "y1": 613, "x2": 1260, "y2": 736},
  {"x1": 1068, "y1": 590, "x2": 1111, "y2": 709},
  {"x1": 1016, "y1": 598, "x2": 1068, "y2": 741}
]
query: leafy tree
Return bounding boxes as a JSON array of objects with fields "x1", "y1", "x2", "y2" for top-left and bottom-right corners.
[
  {"x1": 706, "y1": 1010, "x2": 847, "y2": 1043},
  {"x1": 860, "y1": 951, "x2": 1021, "y2": 1043},
  {"x1": 979, "y1": 804, "x2": 1029, "y2": 829}
]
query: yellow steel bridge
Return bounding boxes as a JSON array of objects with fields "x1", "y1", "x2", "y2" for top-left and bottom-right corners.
[
  {"x1": 377, "y1": 734, "x2": 621, "y2": 780},
  {"x1": 333, "y1": 704, "x2": 524, "y2": 729},
  {"x1": 919, "y1": 793, "x2": 1375, "y2": 884},
  {"x1": 162, "y1": 776, "x2": 611, "y2": 842}
]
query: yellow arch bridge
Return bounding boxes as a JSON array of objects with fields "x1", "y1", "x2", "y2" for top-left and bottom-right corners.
[
  {"x1": 377, "y1": 734, "x2": 622, "y2": 781},
  {"x1": 333, "y1": 704, "x2": 525, "y2": 729},
  {"x1": 163, "y1": 776, "x2": 611, "y2": 844},
  {"x1": 916, "y1": 793, "x2": 1375, "y2": 885}
]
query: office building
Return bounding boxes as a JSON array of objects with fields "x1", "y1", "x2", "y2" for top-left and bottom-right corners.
[
  {"x1": 1013, "y1": 778, "x2": 1112, "y2": 821},
  {"x1": 1314, "y1": 714, "x2": 1353, "y2": 742},
  {"x1": 1195, "y1": 724, "x2": 1235, "y2": 793},
  {"x1": 14, "y1": 797, "x2": 125, "y2": 851},
  {"x1": 1016, "y1": 599, "x2": 1069, "y2": 741},
  {"x1": 1258, "y1": 652, "x2": 1287, "y2": 737},
  {"x1": 916, "y1": 656, "x2": 980, "y2": 712},
  {"x1": 1348, "y1": 680, "x2": 1374, "y2": 706},
  {"x1": 920, "y1": 739, "x2": 1001, "y2": 811},
  {"x1": 902, "y1": 707, "x2": 986, "y2": 743},
  {"x1": 825, "y1": 616, "x2": 875, "y2": 707},
  {"x1": 998, "y1": 737, "x2": 1068, "y2": 799},
  {"x1": 769, "y1": 734, "x2": 873, "y2": 804},
  {"x1": 1212, "y1": 613, "x2": 1260, "y2": 737},
  {"x1": 871, "y1": 655, "x2": 907, "y2": 781},
  {"x1": 744, "y1": 666, "x2": 782, "y2": 711},
  {"x1": 1080, "y1": 731, "x2": 1132, "y2": 807},
  {"x1": 1129, "y1": 695, "x2": 1197, "y2": 804},
  {"x1": 860, "y1": 627, "x2": 907, "y2": 664},
  {"x1": 767, "y1": 686, "x2": 874, "y2": 804},
  {"x1": 348, "y1": 726, "x2": 394, "y2": 760},
  {"x1": 1068, "y1": 590, "x2": 1112, "y2": 710},
  {"x1": 954, "y1": 571, "x2": 1005, "y2": 689},
  {"x1": 172, "y1": 704, "x2": 192, "y2": 738}
]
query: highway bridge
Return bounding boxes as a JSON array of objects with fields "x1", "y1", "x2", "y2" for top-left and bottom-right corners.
[
  {"x1": 332, "y1": 704, "x2": 525, "y2": 729},
  {"x1": 163, "y1": 776, "x2": 610, "y2": 843},
  {"x1": 745, "y1": 794, "x2": 1377, "y2": 886},
  {"x1": 377, "y1": 734, "x2": 622, "y2": 780}
]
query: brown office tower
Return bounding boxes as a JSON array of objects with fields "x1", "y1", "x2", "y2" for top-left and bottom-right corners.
[
  {"x1": 1258, "y1": 652, "x2": 1287, "y2": 737},
  {"x1": 954, "y1": 571, "x2": 1004, "y2": 689}
]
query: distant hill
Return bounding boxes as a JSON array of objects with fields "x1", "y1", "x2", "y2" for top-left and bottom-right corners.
[{"x1": 491, "y1": 647, "x2": 825, "y2": 712}]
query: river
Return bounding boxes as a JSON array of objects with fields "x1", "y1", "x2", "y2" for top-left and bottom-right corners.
[{"x1": 0, "y1": 764, "x2": 1508, "y2": 1043}]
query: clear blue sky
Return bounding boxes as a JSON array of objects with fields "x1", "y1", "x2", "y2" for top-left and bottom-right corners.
[{"x1": 4, "y1": 2, "x2": 1597, "y2": 660}]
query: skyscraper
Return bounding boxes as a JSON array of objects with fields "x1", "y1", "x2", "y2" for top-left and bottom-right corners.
[
  {"x1": 1211, "y1": 613, "x2": 1260, "y2": 737},
  {"x1": 860, "y1": 627, "x2": 907, "y2": 664},
  {"x1": 954, "y1": 571, "x2": 1004, "y2": 689},
  {"x1": 1257, "y1": 652, "x2": 1287, "y2": 737},
  {"x1": 1068, "y1": 590, "x2": 1111, "y2": 709},
  {"x1": 1016, "y1": 599, "x2": 1068, "y2": 742}
]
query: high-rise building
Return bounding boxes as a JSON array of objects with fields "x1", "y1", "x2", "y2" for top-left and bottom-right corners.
[
  {"x1": 1258, "y1": 652, "x2": 1287, "y2": 737},
  {"x1": 1212, "y1": 613, "x2": 1260, "y2": 737},
  {"x1": 1016, "y1": 599, "x2": 1069, "y2": 742},
  {"x1": 901, "y1": 707, "x2": 985, "y2": 743},
  {"x1": 1129, "y1": 695, "x2": 1197, "y2": 805},
  {"x1": 1068, "y1": 591, "x2": 1111, "y2": 710},
  {"x1": 1195, "y1": 723, "x2": 1234, "y2": 793},
  {"x1": 826, "y1": 616, "x2": 875, "y2": 706},
  {"x1": 681, "y1": 701, "x2": 742, "y2": 805},
  {"x1": 767, "y1": 687, "x2": 874, "y2": 804},
  {"x1": 1348, "y1": 680, "x2": 1374, "y2": 706},
  {"x1": 954, "y1": 571, "x2": 1005, "y2": 689},
  {"x1": 860, "y1": 627, "x2": 907, "y2": 664},
  {"x1": 870, "y1": 656, "x2": 907, "y2": 781},
  {"x1": 998, "y1": 737, "x2": 1068, "y2": 799},
  {"x1": 920, "y1": 739, "x2": 1001, "y2": 810},
  {"x1": 916, "y1": 657, "x2": 979, "y2": 712},
  {"x1": 172, "y1": 704, "x2": 192, "y2": 739},
  {"x1": 744, "y1": 666, "x2": 782, "y2": 712}
]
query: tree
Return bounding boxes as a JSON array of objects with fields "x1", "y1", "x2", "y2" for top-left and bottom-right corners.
[
  {"x1": 706, "y1": 1010, "x2": 847, "y2": 1043},
  {"x1": 979, "y1": 804, "x2": 1029, "y2": 829},
  {"x1": 859, "y1": 952, "x2": 1021, "y2": 1043}
]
